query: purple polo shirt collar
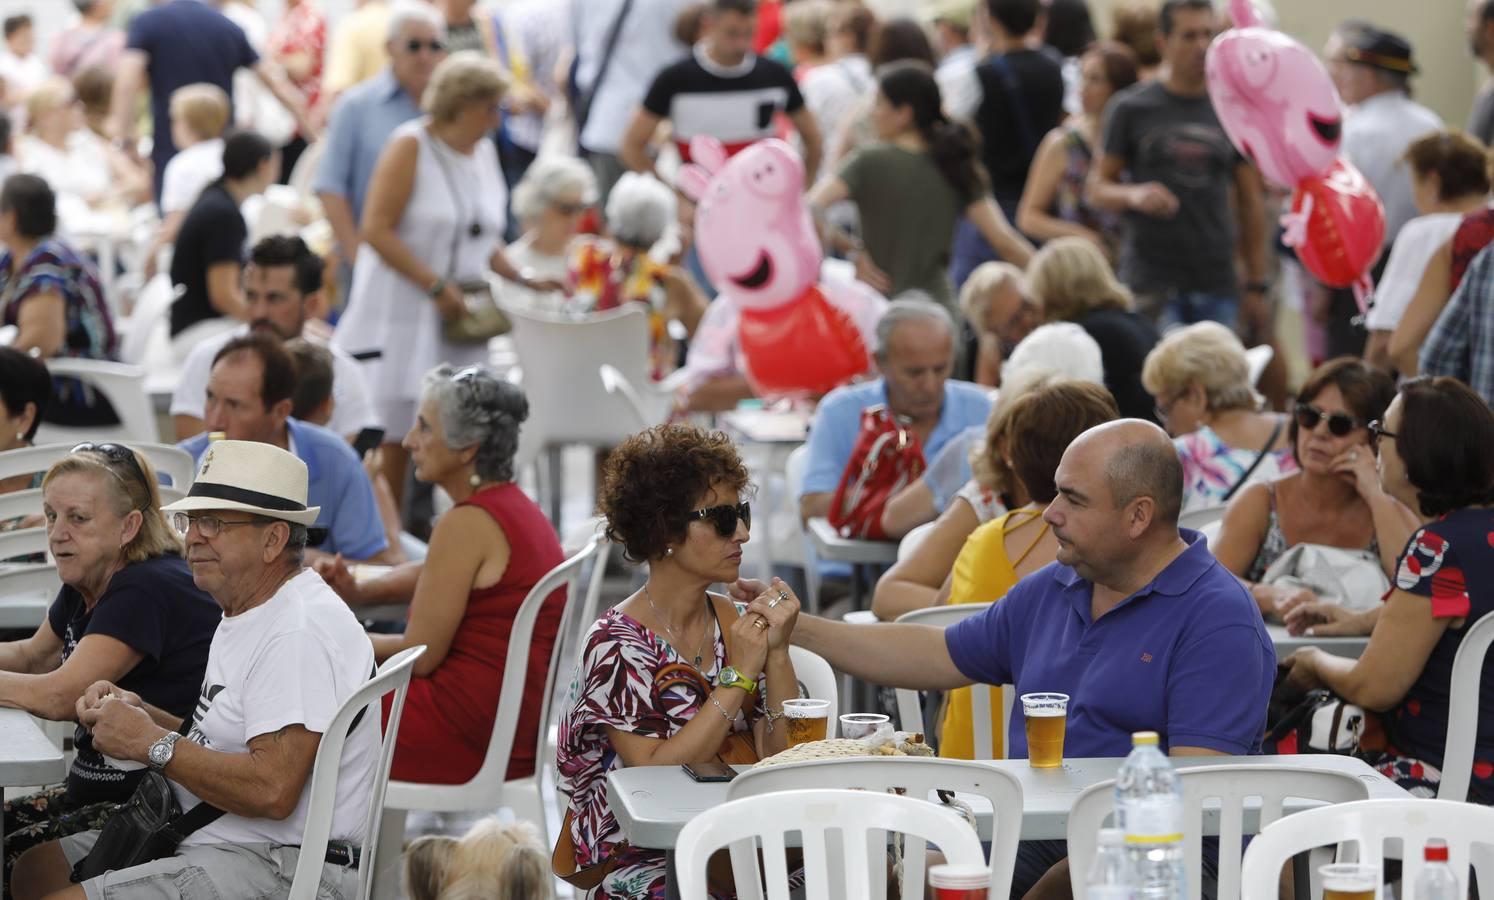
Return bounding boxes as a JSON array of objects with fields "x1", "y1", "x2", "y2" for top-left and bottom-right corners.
[{"x1": 1054, "y1": 528, "x2": 1215, "y2": 623}]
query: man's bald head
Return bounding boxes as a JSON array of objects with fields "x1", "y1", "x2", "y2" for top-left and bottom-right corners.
[{"x1": 1075, "y1": 419, "x2": 1184, "y2": 526}]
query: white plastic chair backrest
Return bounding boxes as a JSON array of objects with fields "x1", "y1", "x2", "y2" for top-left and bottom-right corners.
[
  {"x1": 502, "y1": 304, "x2": 651, "y2": 455},
  {"x1": 117, "y1": 275, "x2": 179, "y2": 365},
  {"x1": 1438, "y1": 608, "x2": 1494, "y2": 801},
  {"x1": 1239, "y1": 798, "x2": 1494, "y2": 900},
  {"x1": 728, "y1": 757, "x2": 1023, "y2": 900},
  {"x1": 128, "y1": 443, "x2": 196, "y2": 489},
  {"x1": 1245, "y1": 345, "x2": 1274, "y2": 387},
  {"x1": 34, "y1": 359, "x2": 157, "y2": 444},
  {"x1": 787, "y1": 646, "x2": 838, "y2": 738},
  {"x1": 0, "y1": 489, "x2": 43, "y2": 528},
  {"x1": 1177, "y1": 506, "x2": 1227, "y2": 533},
  {"x1": 0, "y1": 445, "x2": 70, "y2": 482},
  {"x1": 599, "y1": 363, "x2": 655, "y2": 432},
  {"x1": 784, "y1": 444, "x2": 821, "y2": 608},
  {"x1": 677, "y1": 787, "x2": 989, "y2": 900},
  {"x1": 892, "y1": 603, "x2": 1004, "y2": 757},
  {"x1": 0, "y1": 528, "x2": 46, "y2": 561},
  {"x1": 0, "y1": 443, "x2": 192, "y2": 490},
  {"x1": 288, "y1": 644, "x2": 424, "y2": 900},
  {"x1": 1067, "y1": 765, "x2": 1371, "y2": 900},
  {"x1": 897, "y1": 520, "x2": 939, "y2": 563},
  {"x1": 0, "y1": 564, "x2": 60, "y2": 628},
  {"x1": 384, "y1": 537, "x2": 598, "y2": 810}
]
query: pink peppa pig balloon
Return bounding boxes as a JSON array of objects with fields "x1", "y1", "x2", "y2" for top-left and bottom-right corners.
[
  {"x1": 1205, "y1": 0, "x2": 1342, "y2": 189},
  {"x1": 1280, "y1": 157, "x2": 1386, "y2": 310},
  {"x1": 678, "y1": 136, "x2": 885, "y2": 397}
]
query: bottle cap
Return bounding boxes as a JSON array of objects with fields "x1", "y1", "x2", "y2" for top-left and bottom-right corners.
[
  {"x1": 1425, "y1": 838, "x2": 1449, "y2": 862},
  {"x1": 1098, "y1": 828, "x2": 1126, "y2": 847},
  {"x1": 1132, "y1": 731, "x2": 1159, "y2": 746}
]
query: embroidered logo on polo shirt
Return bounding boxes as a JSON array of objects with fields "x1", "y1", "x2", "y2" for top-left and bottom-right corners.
[{"x1": 1140, "y1": 652, "x2": 1154, "y2": 663}]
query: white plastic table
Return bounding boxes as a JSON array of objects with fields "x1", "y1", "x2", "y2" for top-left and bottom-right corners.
[
  {"x1": 0, "y1": 708, "x2": 67, "y2": 846},
  {"x1": 607, "y1": 753, "x2": 1407, "y2": 851},
  {"x1": 1266, "y1": 623, "x2": 1369, "y2": 662}
]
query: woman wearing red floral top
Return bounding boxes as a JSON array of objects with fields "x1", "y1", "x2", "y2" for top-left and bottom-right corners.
[
  {"x1": 267, "y1": 0, "x2": 326, "y2": 176},
  {"x1": 1281, "y1": 377, "x2": 1494, "y2": 802}
]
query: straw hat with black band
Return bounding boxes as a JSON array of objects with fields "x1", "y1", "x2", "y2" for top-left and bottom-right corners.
[
  {"x1": 1341, "y1": 25, "x2": 1419, "y2": 77},
  {"x1": 162, "y1": 440, "x2": 321, "y2": 526}
]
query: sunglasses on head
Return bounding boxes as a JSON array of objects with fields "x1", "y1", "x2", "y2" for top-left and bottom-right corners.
[
  {"x1": 688, "y1": 502, "x2": 751, "y2": 537},
  {"x1": 1293, "y1": 403, "x2": 1365, "y2": 438},
  {"x1": 72, "y1": 442, "x2": 148, "y2": 497},
  {"x1": 405, "y1": 38, "x2": 447, "y2": 54}
]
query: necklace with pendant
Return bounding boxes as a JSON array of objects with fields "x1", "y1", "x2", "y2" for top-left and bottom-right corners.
[{"x1": 645, "y1": 584, "x2": 712, "y2": 670}]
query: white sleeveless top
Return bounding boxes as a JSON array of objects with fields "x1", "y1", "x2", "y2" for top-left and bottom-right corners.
[{"x1": 335, "y1": 119, "x2": 508, "y2": 403}]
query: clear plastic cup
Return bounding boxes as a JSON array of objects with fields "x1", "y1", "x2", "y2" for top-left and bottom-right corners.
[
  {"x1": 781, "y1": 698, "x2": 830, "y2": 746},
  {"x1": 839, "y1": 713, "x2": 890, "y2": 740},
  {"x1": 1020, "y1": 692, "x2": 1070, "y2": 768},
  {"x1": 929, "y1": 863, "x2": 990, "y2": 900},
  {"x1": 1320, "y1": 863, "x2": 1378, "y2": 900}
]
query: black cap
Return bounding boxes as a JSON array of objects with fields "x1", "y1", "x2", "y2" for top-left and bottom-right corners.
[{"x1": 1342, "y1": 24, "x2": 1418, "y2": 75}]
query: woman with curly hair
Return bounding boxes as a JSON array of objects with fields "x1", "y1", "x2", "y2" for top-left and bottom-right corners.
[{"x1": 556, "y1": 424, "x2": 803, "y2": 898}]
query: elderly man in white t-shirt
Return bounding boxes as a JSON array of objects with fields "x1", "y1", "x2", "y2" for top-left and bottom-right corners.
[
  {"x1": 172, "y1": 235, "x2": 380, "y2": 443},
  {"x1": 10, "y1": 441, "x2": 377, "y2": 900}
]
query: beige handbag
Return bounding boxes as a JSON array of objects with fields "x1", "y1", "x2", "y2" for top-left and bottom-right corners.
[{"x1": 441, "y1": 278, "x2": 511, "y2": 344}]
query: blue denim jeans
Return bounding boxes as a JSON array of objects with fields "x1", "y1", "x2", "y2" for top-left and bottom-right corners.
[{"x1": 1134, "y1": 288, "x2": 1240, "y2": 332}]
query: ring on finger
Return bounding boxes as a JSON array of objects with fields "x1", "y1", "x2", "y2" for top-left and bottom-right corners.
[{"x1": 754, "y1": 618, "x2": 768, "y2": 629}]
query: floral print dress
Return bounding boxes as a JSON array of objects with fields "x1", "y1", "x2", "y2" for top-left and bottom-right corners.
[{"x1": 557, "y1": 603, "x2": 768, "y2": 899}]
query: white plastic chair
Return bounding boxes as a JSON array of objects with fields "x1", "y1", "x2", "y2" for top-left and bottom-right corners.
[
  {"x1": 0, "y1": 528, "x2": 46, "y2": 562},
  {"x1": 288, "y1": 644, "x2": 425, "y2": 900},
  {"x1": 896, "y1": 520, "x2": 938, "y2": 562},
  {"x1": 784, "y1": 444, "x2": 820, "y2": 613},
  {"x1": 729, "y1": 757, "x2": 1023, "y2": 900},
  {"x1": 116, "y1": 275, "x2": 181, "y2": 366},
  {"x1": 0, "y1": 443, "x2": 194, "y2": 489},
  {"x1": 599, "y1": 362, "x2": 688, "y2": 431},
  {"x1": 677, "y1": 787, "x2": 989, "y2": 900},
  {"x1": 370, "y1": 538, "x2": 600, "y2": 900},
  {"x1": 1067, "y1": 765, "x2": 1371, "y2": 900},
  {"x1": 787, "y1": 646, "x2": 839, "y2": 739},
  {"x1": 0, "y1": 489, "x2": 43, "y2": 529},
  {"x1": 1438, "y1": 608, "x2": 1494, "y2": 802},
  {"x1": 893, "y1": 603, "x2": 1007, "y2": 759},
  {"x1": 0, "y1": 564, "x2": 58, "y2": 628},
  {"x1": 34, "y1": 359, "x2": 158, "y2": 444},
  {"x1": 1240, "y1": 798, "x2": 1494, "y2": 900},
  {"x1": 1245, "y1": 345, "x2": 1274, "y2": 387},
  {"x1": 1178, "y1": 505, "x2": 1228, "y2": 533}
]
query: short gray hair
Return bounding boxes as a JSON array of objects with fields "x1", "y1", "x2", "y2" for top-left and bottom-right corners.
[
  {"x1": 423, "y1": 364, "x2": 529, "y2": 483},
  {"x1": 512, "y1": 156, "x2": 598, "y2": 224},
  {"x1": 605, "y1": 172, "x2": 676, "y2": 249},
  {"x1": 874, "y1": 295, "x2": 955, "y2": 360},
  {"x1": 1105, "y1": 441, "x2": 1183, "y2": 525},
  {"x1": 387, "y1": 0, "x2": 445, "y2": 43}
]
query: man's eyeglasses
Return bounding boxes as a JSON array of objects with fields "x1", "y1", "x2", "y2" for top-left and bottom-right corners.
[
  {"x1": 552, "y1": 201, "x2": 589, "y2": 216},
  {"x1": 1293, "y1": 403, "x2": 1365, "y2": 438},
  {"x1": 72, "y1": 443, "x2": 148, "y2": 505},
  {"x1": 1368, "y1": 420, "x2": 1397, "y2": 451},
  {"x1": 404, "y1": 38, "x2": 447, "y2": 54},
  {"x1": 173, "y1": 512, "x2": 269, "y2": 539},
  {"x1": 688, "y1": 502, "x2": 751, "y2": 537}
]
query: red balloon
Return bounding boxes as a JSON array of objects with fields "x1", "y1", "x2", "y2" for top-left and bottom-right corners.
[
  {"x1": 1286, "y1": 158, "x2": 1385, "y2": 290},
  {"x1": 740, "y1": 285, "x2": 869, "y2": 396}
]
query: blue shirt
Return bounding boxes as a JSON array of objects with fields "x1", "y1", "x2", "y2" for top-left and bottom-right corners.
[
  {"x1": 126, "y1": 0, "x2": 258, "y2": 205},
  {"x1": 178, "y1": 420, "x2": 388, "y2": 560},
  {"x1": 923, "y1": 425, "x2": 984, "y2": 514},
  {"x1": 312, "y1": 68, "x2": 424, "y2": 225},
  {"x1": 945, "y1": 530, "x2": 1274, "y2": 759},
  {"x1": 1421, "y1": 243, "x2": 1494, "y2": 408},
  {"x1": 800, "y1": 379, "x2": 992, "y2": 499}
]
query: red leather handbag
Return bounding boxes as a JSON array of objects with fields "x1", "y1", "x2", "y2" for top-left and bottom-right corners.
[{"x1": 827, "y1": 405, "x2": 926, "y2": 541}]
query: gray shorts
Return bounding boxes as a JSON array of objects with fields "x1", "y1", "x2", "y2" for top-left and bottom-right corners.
[{"x1": 61, "y1": 830, "x2": 359, "y2": 900}]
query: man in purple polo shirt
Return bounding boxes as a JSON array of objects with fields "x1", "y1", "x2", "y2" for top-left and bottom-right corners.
[{"x1": 748, "y1": 419, "x2": 1274, "y2": 897}]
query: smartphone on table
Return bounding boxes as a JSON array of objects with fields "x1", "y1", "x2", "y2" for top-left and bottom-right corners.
[{"x1": 682, "y1": 760, "x2": 736, "y2": 783}]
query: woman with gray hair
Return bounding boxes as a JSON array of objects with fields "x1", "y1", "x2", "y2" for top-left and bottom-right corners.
[
  {"x1": 338, "y1": 363, "x2": 566, "y2": 785},
  {"x1": 504, "y1": 156, "x2": 597, "y2": 314},
  {"x1": 335, "y1": 51, "x2": 563, "y2": 512}
]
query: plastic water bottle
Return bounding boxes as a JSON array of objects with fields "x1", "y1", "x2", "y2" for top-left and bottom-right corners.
[
  {"x1": 1115, "y1": 731, "x2": 1185, "y2": 900},
  {"x1": 1087, "y1": 827, "x2": 1136, "y2": 900},
  {"x1": 1415, "y1": 839, "x2": 1462, "y2": 900}
]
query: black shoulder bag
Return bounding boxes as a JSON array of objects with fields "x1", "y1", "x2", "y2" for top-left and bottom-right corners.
[{"x1": 1221, "y1": 416, "x2": 1285, "y2": 504}]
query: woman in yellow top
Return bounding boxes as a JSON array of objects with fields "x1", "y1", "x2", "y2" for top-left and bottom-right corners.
[{"x1": 938, "y1": 380, "x2": 1120, "y2": 759}]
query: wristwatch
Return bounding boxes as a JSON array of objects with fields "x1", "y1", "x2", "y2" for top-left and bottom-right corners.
[
  {"x1": 147, "y1": 732, "x2": 182, "y2": 770},
  {"x1": 717, "y1": 666, "x2": 757, "y2": 694},
  {"x1": 426, "y1": 277, "x2": 447, "y2": 299}
]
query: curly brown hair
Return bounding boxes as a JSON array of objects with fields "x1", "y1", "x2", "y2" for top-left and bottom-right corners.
[{"x1": 598, "y1": 425, "x2": 751, "y2": 563}]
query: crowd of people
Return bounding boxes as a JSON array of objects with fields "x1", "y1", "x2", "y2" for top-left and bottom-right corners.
[{"x1": 0, "y1": 0, "x2": 1491, "y2": 898}]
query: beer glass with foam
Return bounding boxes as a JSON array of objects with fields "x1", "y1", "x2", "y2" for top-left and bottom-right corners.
[
  {"x1": 1320, "y1": 863, "x2": 1378, "y2": 900},
  {"x1": 1020, "y1": 692, "x2": 1069, "y2": 768},
  {"x1": 782, "y1": 698, "x2": 830, "y2": 746}
]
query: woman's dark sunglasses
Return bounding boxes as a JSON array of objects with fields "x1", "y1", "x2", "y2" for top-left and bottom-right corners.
[
  {"x1": 405, "y1": 38, "x2": 446, "y2": 54},
  {"x1": 1293, "y1": 403, "x2": 1365, "y2": 438},
  {"x1": 688, "y1": 502, "x2": 751, "y2": 536},
  {"x1": 72, "y1": 442, "x2": 148, "y2": 491}
]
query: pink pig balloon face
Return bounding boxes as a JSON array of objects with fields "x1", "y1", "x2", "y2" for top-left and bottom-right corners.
[
  {"x1": 1206, "y1": 26, "x2": 1342, "y2": 189},
  {"x1": 690, "y1": 140, "x2": 824, "y2": 312}
]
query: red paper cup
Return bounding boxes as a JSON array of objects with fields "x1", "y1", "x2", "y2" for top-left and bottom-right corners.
[{"x1": 929, "y1": 863, "x2": 989, "y2": 900}]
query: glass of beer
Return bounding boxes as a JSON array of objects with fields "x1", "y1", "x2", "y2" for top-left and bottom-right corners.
[
  {"x1": 782, "y1": 699, "x2": 830, "y2": 746},
  {"x1": 1020, "y1": 692, "x2": 1069, "y2": 768},
  {"x1": 1319, "y1": 863, "x2": 1378, "y2": 900}
]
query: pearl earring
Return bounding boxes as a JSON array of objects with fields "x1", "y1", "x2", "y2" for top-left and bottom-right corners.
[
  {"x1": 665, "y1": 547, "x2": 674, "y2": 557},
  {"x1": 470, "y1": 473, "x2": 481, "y2": 487}
]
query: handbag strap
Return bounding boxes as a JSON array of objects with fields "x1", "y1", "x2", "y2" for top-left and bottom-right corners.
[
  {"x1": 424, "y1": 131, "x2": 473, "y2": 281},
  {"x1": 574, "y1": 0, "x2": 636, "y2": 135},
  {"x1": 1222, "y1": 416, "x2": 1284, "y2": 503}
]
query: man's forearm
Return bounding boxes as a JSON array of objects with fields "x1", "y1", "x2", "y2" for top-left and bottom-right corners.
[
  {"x1": 790, "y1": 615, "x2": 967, "y2": 691},
  {"x1": 163, "y1": 731, "x2": 312, "y2": 819}
]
